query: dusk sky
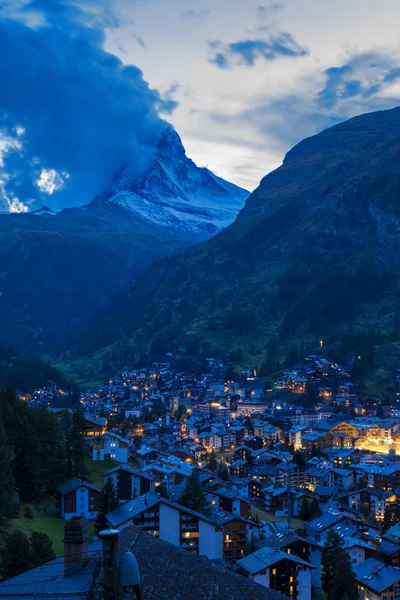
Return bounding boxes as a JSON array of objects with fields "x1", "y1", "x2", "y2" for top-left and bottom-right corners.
[{"x1": 2, "y1": 0, "x2": 400, "y2": 210}]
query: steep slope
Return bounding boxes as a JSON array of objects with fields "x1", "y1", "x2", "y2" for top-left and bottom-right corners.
[
  {"x1": 101, "y1": 128, "x2": 249, "y2": 240},
  {"x1": 0, "y1": 201, "x2": 189, "y2": 352},
  {"x1": 0, "y1": 128, "x2": 247, "y2": 353},
  {"x1": 63, "y1": 107, "x2": 400, "y2": 373}
]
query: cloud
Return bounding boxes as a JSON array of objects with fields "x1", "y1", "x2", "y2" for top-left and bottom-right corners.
[
  {"x1": 257, "y1": 4, "x2": 282, "y2": 19},
  {"x1": 159, "y1": 84, "x2": 180, "y2": 115},
  {"x1": 208, "y1": 49, "x2": 400, "y2": 176},
  {"x1": 180, "y1": 9, "x2": 211, "y2": 21},
  {"x1": 209, "y1": 30, "x2": 307, "y2": 69},
  {"x1": 318, "y1": 51, "x2": 400, "y2": 109},
  {"x1": 0, "y1": 0, "x2": 169, "y2": 211}
]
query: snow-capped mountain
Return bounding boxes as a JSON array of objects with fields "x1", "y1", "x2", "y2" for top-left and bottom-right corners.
[
  {"x1": 100, "y1": 128, "x2": 249, "y2": 240},
  {"x1": 30, "y1": 205, "x2": 56, "y2": 216}
]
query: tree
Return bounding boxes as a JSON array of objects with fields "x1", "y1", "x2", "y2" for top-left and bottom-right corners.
[
  {"x1": 329, "y1": 548, "x2": 358, "y2": 600},
  {"x1": 0, "y1": 415, "x2": 14, "y2": 520},
  {"x1": 300, "y1": 499, "x2": 310, "y2": 521},
  {"x1": 95, "y1": 476, "x2": 120, "y2": 532},
  {"x1": 309, "y1": 498, "x2": 320, "y2": 519},
  {"x1": 175, "y1": 404, "x2": 187, "y2": 421},
  {"x1": 322, "y1": 530, "x2": 344, "y2": 593},
  {"x1": 70, "y1": 406, "x2": 88, "y2": 480},
  {"x1": 179, "y1": 470, "x2": 212, "y2": 517},
  {"x1": 322, "y1": 529, "x2": 358, "y2": 600},
  {"x1": 293, "y1": 450, "x2": 306, "y2": 470},
  {"x1": 207, "y1": 450, "x2": 218, "y2": 473},
  {"x1": 30, "y1": 532, "x2": 56, "y2": 568},
  {"x1": 383, "y1": 506, "x2": 392, "y2": 532},
  {"x1": 217, "y1": 461, "x2": 229, "y2": 481},
  {"x1": 0, "y1": 530, "x2": 30, "y2": 581}
]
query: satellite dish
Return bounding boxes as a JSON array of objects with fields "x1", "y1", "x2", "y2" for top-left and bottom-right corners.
[{"x1": 120, "y1": 551, "x2": 140, "y2": 587}]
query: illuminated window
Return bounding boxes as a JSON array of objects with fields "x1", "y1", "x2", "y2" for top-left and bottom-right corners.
[
  {"x1": 287, "y1": 548, "x2": 291, "y2": 554},
  {"x1": 272, "y1": 569, "x2": 277, "y2": 575},
  {"x1": 290, "y1": 576, "x2": 294, "y2": 583}
]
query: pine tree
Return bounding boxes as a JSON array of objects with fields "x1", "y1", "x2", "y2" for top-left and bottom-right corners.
[
  {"x1": 70, "y1": 406, "x2": 88, "y2": 480},
  {"x1": 322, "y1": 530, "x2": 344, "y2": 593},
  {"x1": 293, "y1": 450, "x2": 306, "y2": 470},
  {"x1": 0, "y1": 531, "x2": 30, "y2": 581},
  {"x1": 217, "y1": 461, "x2": 229, "y2": 481},
  {"x1": 309, "y1": 497, "x2": 320, "y2": 519},
  {"x1": 383, "y1": 506, "x2": 392, "y2": 532},
  {"x1": 207, "y1": 450, "x2": 218, "y2": 472},
  {"x1": 30, "y1": 532, "x2": 56, "y2": 568},
  {"x1": 0, "y1": 414, "x2": 14, "y2": 520},
  {"x1": 95, "y1": 476, "x2": 120, "y2": 533},
  {"x1": 179, "y1": 470, "x2": 212, "y2": 517},
  {"x1": 329, "y1": 547, "x2": 358, "y2": 600},
  {"x1": 300, "y1": 499, "x2": 310, "y2": 521}
]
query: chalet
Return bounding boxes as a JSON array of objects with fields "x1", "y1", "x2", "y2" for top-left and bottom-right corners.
[
  {"x1": 206, "y1": 487, "x2": 251, "y2": 518},
  {"x1": 261, "y1": 532, "x2": 322, "y2": 589},
  {"x1": 230, "y1": 459, "x2": 250, "y2": 477},
  {"x1": 135, "y1": 446, "x2": 160, "y2": 467},
  {"x1": 262, "y1": 486, "x2": 307, "y2": 518},
  {"x1": 243, "y1": 435, "x2": 264, "y2": 451},
  {"x1": 233, "y1": 445, "x2": 253, "y2": 462},
  {"x1": 57, "y1": 478, "x2": 101, "y2": 520},
  {"x1": 237, "y1": 545, "x2": 314, "y2": 600},
  {"x1": 214, "y1": 511, "x2": 260, "y2": 563},
  {"x1": 103, "y1": 464, "x2": 154, "y2": 502},
  {"x1": 106, "y1": 492, "x2": 221, "y2": 559},
  {"x1": 89, "y1": 432, "x2": 130, "y2": 462},
  {"x1": 354, "y1": 559, "x2": 400, "y2": 600}
]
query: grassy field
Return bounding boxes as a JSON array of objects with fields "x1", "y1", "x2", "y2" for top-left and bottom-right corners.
[
  {"x1": 9, "y1": 504, "x2": 66, "y2": 556},
  {"x1": 5, "y1": 457, "x2": 113, "y2": 556},
  {"x1": 85, "y1": 456, "x2": 118, "y2": 488}
]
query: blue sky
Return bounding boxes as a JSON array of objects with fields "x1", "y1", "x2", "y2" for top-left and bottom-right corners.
[{"x1": 1, "y1": 0, "x2": 400, "y2": 210}]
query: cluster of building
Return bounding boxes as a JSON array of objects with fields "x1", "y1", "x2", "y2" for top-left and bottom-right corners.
[{"x1": 19, "y1": 355, "x2": 400, "y2": 600}]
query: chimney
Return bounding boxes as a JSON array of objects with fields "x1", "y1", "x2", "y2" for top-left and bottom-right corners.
[
  {"x1": 99, "y1": 529, "x2": 120, "y2": 600},
  {"x1": 64, "y1": 517, "x2": 88, "y2": 576}
]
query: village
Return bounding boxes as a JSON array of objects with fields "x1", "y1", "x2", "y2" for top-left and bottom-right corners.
[{"x1": 9, "y1": 351, "x2": 400, "y2": 600}]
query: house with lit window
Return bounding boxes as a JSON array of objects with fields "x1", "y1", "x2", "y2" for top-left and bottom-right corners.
[
  {"x1": 89, "y1": 432, "x2": 130, "y2": 462},
  {"x1": 237, "y1": 545, "x2": 314, "y2": 600},
  {"x1": 354, "y1": 558, "x2": 400, "y2": 600},
  {"x1": 105, "y1": 492, "x2": 222, "y2": 559}
]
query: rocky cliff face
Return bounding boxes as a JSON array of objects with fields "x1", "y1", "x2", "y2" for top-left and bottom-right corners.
[{"x1": 101, "y1": 128, "x2": 249, "y2": 240}]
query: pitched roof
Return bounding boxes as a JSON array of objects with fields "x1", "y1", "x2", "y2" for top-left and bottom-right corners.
[
  {"x1": 119, "y1": 526, "x2": 289, "y2": 600},
  {"x1": 57, "y1": 478, "x2": 100, "y2": 495},
  {"x1": 103, "y1": 463, "x2": 153, "y2": 481},
  {"x1": 106, "y1": 492, "x2": 214, "y2": 528},
  {"x1": 354, "y1": 558, "x2": 400, "y2": 593},
  {"x1": 0, "y1": 555, "x2": 98, "y2": 599},
  {"x1": 237, "y1": 546, "x2": 314, "y2": 575}
]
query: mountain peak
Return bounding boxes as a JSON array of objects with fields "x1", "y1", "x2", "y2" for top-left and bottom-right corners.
[{"x1": 98, "y1": 127, "x2": 249, "y2": 240}]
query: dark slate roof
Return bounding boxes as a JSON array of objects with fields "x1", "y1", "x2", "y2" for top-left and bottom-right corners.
[
  {"x1": 119, "y1": 526, "x2": 289, "y2": 600},
  {"x1": 354, "y1": 558, "x2": 400, "y2": 593},
  {"x1": 57, "y1": 478, "x2": 100, "y2": 495},
  {"x1": 103, "y1": 463, "x2": 154, "y2": 481},
  {"x1": 379, "y1": 540, "x2": 400, "y2": 555},
  {"x1": 107, "y1": 492, "x2": 215, "y2": 528},
  {"x1": 0, "y1": 555, "x2": 98, "y2": 599}
]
